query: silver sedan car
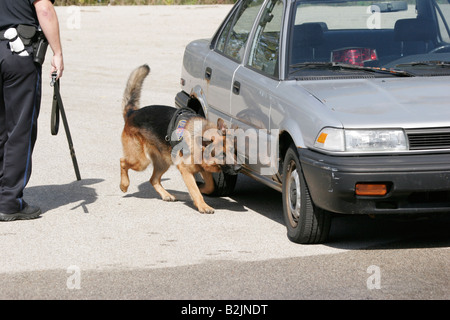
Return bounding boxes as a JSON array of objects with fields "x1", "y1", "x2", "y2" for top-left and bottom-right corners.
[{"x1": 176, "y1": 0, "x2": 450, "y2": 244}]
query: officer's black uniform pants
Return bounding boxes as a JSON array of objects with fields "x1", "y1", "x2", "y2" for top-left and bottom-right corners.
[{"x1": 0, "y1": 40, "x2": 41, "y2": 214}]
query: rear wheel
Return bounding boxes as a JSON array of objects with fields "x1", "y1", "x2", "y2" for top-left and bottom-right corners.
[
  {"x1": 210, "y1": 171, "x2": 238, "y2": 196},
  {"x1": 282, "y1": 146, "x2": 331, "y2": 244},
  {"x1": 195, "y1": 170, "x2": 238, "y2": 197}
]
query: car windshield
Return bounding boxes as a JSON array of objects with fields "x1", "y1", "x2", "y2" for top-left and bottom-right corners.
[{"x1": 289, "y1": 0, "x2": 450, "y2": 78}]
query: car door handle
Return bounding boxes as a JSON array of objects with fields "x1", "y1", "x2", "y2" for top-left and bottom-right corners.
[
  {"x1": 233, "y1": 81, "x2": 241, "y2": 95},
  {"x1": 205, "y1": 67, "x2": 212, "y2": 80}
]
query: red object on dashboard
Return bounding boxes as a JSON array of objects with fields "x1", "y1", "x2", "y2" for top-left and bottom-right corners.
[{"x1": 331, "y1": 48, "x2": 378, "y2": 66}]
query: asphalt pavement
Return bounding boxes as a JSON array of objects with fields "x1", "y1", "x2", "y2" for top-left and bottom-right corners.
[{"x1": 0, "y1": 5, "x2": 448, "y2": 302}]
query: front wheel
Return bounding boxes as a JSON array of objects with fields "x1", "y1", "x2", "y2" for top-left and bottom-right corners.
[{"x1": 282, "y1": 146, "x2": 331, "y2": 244}]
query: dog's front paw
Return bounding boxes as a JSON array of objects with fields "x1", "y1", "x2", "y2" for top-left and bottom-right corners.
[
  {"x1": 162, "y1": 194, "x2": 177, "y2": 202},
  {"x1": 198, "y1": 204, "x2": 215, "y2": 214}
]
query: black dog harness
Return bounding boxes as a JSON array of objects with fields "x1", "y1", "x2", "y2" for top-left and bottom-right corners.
[{"x1": 165, "y1": 107, "x2": 199, "y2": 148}]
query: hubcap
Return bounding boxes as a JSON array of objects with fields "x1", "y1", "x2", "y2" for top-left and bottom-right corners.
[{"x1": 287, "y1": 161, "x2": 301, "y2": 227}]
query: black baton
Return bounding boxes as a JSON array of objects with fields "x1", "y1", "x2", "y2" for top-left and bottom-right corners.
[{"x1": 51, "y1": 72, "x2": 81, "y2": 181}]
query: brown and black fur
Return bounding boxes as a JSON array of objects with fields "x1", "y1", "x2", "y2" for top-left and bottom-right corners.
[{"x1": 120, "y1": 64, "x2": 237, "y2": 214}]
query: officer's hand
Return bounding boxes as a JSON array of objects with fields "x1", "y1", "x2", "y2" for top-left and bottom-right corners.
[{"x1": 51, "y1": 53, "x2": 64, "y2": 80}]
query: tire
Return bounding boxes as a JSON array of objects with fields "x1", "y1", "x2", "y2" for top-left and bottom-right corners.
[
  {"x1": 195, "y1": 171, "x2": 238, "y2": 197},
  {"x1": 282, "y1": 146, "x2": 331, "y2": 244},
  {"x1": 211, "y1": 171, "x2": 238, "y2": 196}
]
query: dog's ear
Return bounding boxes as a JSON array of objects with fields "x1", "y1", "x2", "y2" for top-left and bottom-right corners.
[{"x1": 217, "y1": 118, "x2": 228, "y2": 136}]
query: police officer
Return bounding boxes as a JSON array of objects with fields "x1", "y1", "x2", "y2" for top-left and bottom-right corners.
[{"x1": 0, "y1": 0, "x2": 64, "y2": 221}]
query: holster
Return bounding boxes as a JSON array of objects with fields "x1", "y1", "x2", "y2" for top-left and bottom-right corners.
[
  {"x1": 32, "y1": 30, "x2": 48, "y2": 66},
  {"x1": 15, "y1": 25, "x2": 48, "y2": 66},
  {"x1": 16, "y1": 25, "x2": 36, "y2": 46}
]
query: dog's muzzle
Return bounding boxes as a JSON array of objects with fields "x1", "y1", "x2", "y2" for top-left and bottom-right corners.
[{"x1": 220, "y1": 164, "x2": 242, "y2": 175}]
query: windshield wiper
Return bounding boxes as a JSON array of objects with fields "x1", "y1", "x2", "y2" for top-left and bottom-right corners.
[
  {"x1": 289, "y1": 62, "x2": 414, "y2": 77},
  {"x1": 395, "y1": 60, "x2": 450, "y2": 68}
]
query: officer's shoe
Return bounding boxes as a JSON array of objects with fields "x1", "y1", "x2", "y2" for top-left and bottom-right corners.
[{"x1": 0, "y1": 205, "x2": 42, "y2": 222}]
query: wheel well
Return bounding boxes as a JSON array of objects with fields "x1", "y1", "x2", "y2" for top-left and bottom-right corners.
[
  {"x1": 279, "y1": 131, "x2": 295, "y2": 159},
  {"x1": 278, "y1": 131, "x2": 295, "y2": 175},
  {"x1": 187, "y1": 97, "x2": 205, "y2": 117}
]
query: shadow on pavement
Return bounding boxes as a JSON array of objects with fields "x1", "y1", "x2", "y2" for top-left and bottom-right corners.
[
  {"x1": 124, "y1": 179, "x2": 248, "y2": 213},
  {"x1": 228, "y1": 174, "x2": 450, "y2": 249},
  {"x1": 24, "y1": 178, "x2": 103, "y2": 214}
]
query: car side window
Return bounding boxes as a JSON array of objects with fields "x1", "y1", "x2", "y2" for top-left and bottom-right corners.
[
  {"x1": 215, "y1": 0, "x2": 265, "y2": 62},
  {"x1": 247, "y1": 0, "x2": 283, "y2": 77}
]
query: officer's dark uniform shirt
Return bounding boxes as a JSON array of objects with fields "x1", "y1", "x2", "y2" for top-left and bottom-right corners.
[
  {"x1": 0, "y1": 0, "x2": 55, "y2": 30},
  {"x1": 0, "y1": 0, "x2": 38, "y2": 30}
]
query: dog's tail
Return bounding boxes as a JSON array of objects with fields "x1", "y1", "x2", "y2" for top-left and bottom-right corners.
[{"x1": 122, "y1": 64, "x2": 151, "y2": 120}]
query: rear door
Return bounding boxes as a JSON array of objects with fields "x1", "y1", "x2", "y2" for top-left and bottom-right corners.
[{"x1": 204, "y1": 0, "x2": 266, "y2": 126}]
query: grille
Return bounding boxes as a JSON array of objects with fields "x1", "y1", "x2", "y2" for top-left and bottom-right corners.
[{"x1": 406, "y1": 128, "x2": 450, "y2": 150}]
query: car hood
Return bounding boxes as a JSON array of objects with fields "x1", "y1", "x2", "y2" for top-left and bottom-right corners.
[{"x1": 300, "y1": 77, "x2": 450, "y2": 129}]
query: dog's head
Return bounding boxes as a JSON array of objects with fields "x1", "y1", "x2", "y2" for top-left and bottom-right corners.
[{"x1": 201, "y1": 119, "x2": 242, "y2": 175}]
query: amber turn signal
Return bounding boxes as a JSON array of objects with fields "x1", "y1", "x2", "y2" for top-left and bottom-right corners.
[{"x1": 355, "y1": 183, "x2": 388, "y2": 196}]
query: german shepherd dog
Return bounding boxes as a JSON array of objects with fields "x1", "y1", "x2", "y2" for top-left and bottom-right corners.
[{"x1": 120, "y1": 65, "x2": 240, "y2": 214}]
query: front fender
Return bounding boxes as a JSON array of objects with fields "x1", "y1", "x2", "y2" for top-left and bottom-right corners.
[
  {"x1": 278, "y1": 118, "x2": 306, "y2": 149},
  {"x1": 189, "y1": 85, "x2": 209, "y2": 117}
]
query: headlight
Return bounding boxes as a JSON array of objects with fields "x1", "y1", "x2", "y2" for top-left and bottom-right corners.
[
  {"x1": 314, "y1": 128, "x2": 408, "y2": 153},
  {"x1": 345, "y1": 129, "x2": 408, "y2": 152}
]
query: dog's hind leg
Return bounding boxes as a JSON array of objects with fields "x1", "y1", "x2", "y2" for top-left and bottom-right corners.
[
  {"x1": 120, "y1": 130, "x2": 151, "y2": 192},
  {"x1": 150, "y1": 156, "x2": 176, "y2": 202},
  {"x1": 120, "y1": 158, "x2": 131, "y2": 192},
  {"x1": 120, "y1": 155, "x2": 151, "y2": 193}
]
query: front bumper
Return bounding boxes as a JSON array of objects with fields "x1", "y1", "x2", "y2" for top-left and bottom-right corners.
[{"x1": 299, "y1": 149, "x2": 450, "y2": 214}]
